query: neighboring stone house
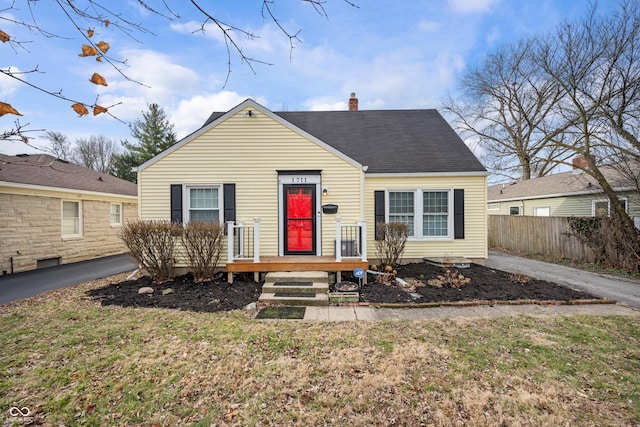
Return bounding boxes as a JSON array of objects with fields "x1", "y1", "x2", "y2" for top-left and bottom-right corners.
[
  {"x1": 0, "y1": 153, "x2": 138, "y2": 274},
  {"x1": 136, "y1": 95, "x2": 488, "y2": 279},
  {"x1": 487, "y1": 159, "x2": 640, "y2": 223}
]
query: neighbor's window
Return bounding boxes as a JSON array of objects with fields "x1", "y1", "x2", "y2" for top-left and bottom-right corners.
[
  {"x1": 62, "y1": 200, "x2": 82, "y2": 237},
  {"x1": 387, "y1": 189, "x2": 452, "y2": 239},
  {"x1": 593, "y1": 198, "x2": 628, "y2": 217},
  {"x1": 422, "y1": 191, "x2": 449, "y2": 237},
  {"x1": 487, "y1": 203, "x2": 500, "y2": 211},
  {"x1": 388, "y1": 191, "x2": 415, "y2": 236},
  {"x1": 110, "y1": 203, "x2": 122, "y2": 225},
  {"x1": 186, "y1": 186, "x2": 220, "y2": 222},
  {"x1": 509, "y1": 206, "x2": 521, "y2": 215}
]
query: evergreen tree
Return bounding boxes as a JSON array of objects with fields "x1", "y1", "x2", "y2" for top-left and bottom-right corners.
[{"x1": 112, "y1": 103, "x2": 177, "y2": 183}]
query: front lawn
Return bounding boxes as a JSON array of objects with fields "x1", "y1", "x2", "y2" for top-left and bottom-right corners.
[{"x1": 1, "y1": 273, "x2": 639, "y2": 426}]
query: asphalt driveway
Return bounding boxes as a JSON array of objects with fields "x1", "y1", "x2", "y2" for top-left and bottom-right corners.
[
  {"x1": 0, "y1": 254, "x2": 137, "y2": 306},
  {"x1": 486, "y1": 250, "x2": 640, "y2": 309}
]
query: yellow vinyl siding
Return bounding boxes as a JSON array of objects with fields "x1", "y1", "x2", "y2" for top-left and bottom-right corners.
[
  {"x1": 139, "y1": 107, "x2": 363, "y2": 265},
  {"x1": 365, "y1": 175, "x2": 487, "y2": 261}
]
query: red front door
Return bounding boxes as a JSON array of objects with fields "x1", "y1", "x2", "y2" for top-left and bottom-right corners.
[{"x1": 284, "y1": 185, "x2": 316, "y2": 254}]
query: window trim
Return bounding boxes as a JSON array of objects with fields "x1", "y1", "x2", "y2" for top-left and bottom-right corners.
[
  {"x1": 110, "y1": 203, "x2": 122, "y2": 226},
  {"x1": 386, "y1": 188, "x2": 453, "y2": 240},
  {"x1": 533, "y1": 206, "x2": 550, "y2": 217},
  {"x1": 509, "y1": 205, "x2": 522, "y2": 216},
  {"x1": 487, "y1": 202, "x2": 500, "y2": 211},
  {"x1": 62, "y1": 200, "x2": 82, "y2": 238},
  {"x1": 592, "y1": 198, "x2": 628, "y2": 217},
  {"x1": 184, "y1": 184, "x2": 223, "y2": 223}
]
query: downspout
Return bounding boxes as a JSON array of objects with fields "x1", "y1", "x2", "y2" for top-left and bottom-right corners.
[{"x1": 361, "y1": 166, "x2": 368, "y2": 256}]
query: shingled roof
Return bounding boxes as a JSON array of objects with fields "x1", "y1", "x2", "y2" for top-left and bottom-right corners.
[
  {"x1": 0, "y1": 154, "x2": 137, "y2": 197},
  {"x1": 487, "y1": 165, "x2": 631, "y2": 202},
  {"x1": 202, "y1": 104, "x2": 485, "y2": 175}
]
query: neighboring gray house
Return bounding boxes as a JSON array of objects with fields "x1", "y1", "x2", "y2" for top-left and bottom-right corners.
[{"x1": 487, "y1": 160, "x2": 640, "y2": 224}]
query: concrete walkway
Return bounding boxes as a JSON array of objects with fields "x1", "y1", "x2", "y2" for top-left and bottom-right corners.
[
  {"x1": 297, "y1": 302, "x2": 638, "y2": 321},
  {"x1": 485, "y1": 250, "x2": 640, "y2": 309}
]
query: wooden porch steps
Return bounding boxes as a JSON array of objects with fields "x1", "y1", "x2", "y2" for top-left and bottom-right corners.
[{"x1": 259, "y1": 271, "x2": 329, "y2": 307}]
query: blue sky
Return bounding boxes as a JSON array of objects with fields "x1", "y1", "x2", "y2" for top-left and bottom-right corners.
[{"x1": 0, "y1": 0, "x2": 617, "y2": 156}]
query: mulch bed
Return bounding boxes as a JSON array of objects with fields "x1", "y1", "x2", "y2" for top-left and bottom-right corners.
[{"x1": 86, "y1": 262, "x2": 602, "y2": 313}]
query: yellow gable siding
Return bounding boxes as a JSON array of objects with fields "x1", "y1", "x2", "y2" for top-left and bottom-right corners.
[
  {"x1": 139, "y1": 107, "x2": 362, "y2": 261},
  {"x1": 365, "y1": 175, "x2": 487, "y2": 261}
]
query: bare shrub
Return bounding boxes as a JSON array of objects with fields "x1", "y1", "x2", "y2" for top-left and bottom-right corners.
[
  {"x1": 427, "y1": 269, "x2": 471, "y2": 289},
  {"x1": 118, "y1": 220, "x2": 180, "y2": 281},
  {"x1": 181, "y1": 221, "x2": 225, "y2": 282},
  {"x1": 568, "y1": 216, "x2": 640, "y2": 271},
  {"x1": 375, "y1": 222, "x2": 409, "y2": 268}
]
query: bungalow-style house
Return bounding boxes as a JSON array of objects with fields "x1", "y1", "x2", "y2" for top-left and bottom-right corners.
[
  {"x1": 136, "y1": 95, "x2": 488, "y2": 280},
  {"x1": 487, "y1": 158, "x2": 640, "y2": 223},
  {"x1": 0, "y1": 153, "x2": 138, "y2": 274}
]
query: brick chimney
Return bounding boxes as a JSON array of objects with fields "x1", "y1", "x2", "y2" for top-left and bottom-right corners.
[{"x1": 348, "y1": 92, "x2": 358, "y2": 111}]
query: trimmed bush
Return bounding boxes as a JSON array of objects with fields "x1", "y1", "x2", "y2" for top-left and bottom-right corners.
[
  {"x1": 181, "y1": 221, "x2": 225, "y2": 282},
  {"x1": 118, "y1": 220, "x2": 180, "y2": 281}
]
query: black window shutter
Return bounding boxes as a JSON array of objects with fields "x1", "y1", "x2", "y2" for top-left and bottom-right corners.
[
  {"x1": 170, "y1": 184, "x2": 183, "y2": 224},
  {"x1": 454, "y1": 189, "x2": 465, "y2": 239},
  {"x1": 223, "y1": 183, "x2": 236, "y2": 223},
  {"x1": 374, "y1": 190, "x2": 385, "y2": 240}
]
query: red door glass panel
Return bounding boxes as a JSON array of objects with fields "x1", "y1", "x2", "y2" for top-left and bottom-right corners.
[{"x1": 286, "y1": 187, "x2": 313, "y2": 252}]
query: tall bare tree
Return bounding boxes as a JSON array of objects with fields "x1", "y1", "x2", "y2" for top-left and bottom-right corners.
[
  {"x1": 74, "y1": 135, "x2": 119, "y2": 174},
  {"x1": 534, "y1": 1, "x2": 640, "y2": 241},
  {"x1": 443, "y1": 39, "x2": 569, "y2": 181},
  {"x1": 43, "y1": 131, "x2": 73, "y2": 160}
]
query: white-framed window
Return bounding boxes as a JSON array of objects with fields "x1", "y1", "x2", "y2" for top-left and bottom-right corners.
[
  {"x1": 388, "y1": 191, "x2": 415, "y2": 236},
  {"x1": 509, "y1": 206, "x2": 521, "y2": 216},
  {"x1": 534, "y1": 207, "x2": 550, "y2": 217},
  {"x1": 592, "y1": 198, "x2": 627, "y2": 217},
  {"x1": 487, "y1": 203, "x2": 500, "y2": 211},
  {"x1": 62, "y1": 200, "x2": 82, "y2": 237},
  {"x1": 185, "y1": 185, "x2": 222, "y2": 222},
  {"x1": 387, "y1": 189, "x2": 453, "y2": 239},
  {"x1": 110, "y1": 203, "x2": 122, "y2": 226}
]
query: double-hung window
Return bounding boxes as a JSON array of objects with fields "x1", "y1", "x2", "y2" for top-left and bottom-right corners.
[
  {"x1": 110, "y1": 203, "x2": 122, "y2": 225},
  {"x1": 62, "y1": 200, "x2": 82, "y2": 237},
  {"x1": 422, "y1": 191, "x2": 449, "y2": 237},
  {"x1": 387, "y1": 189, "x2": 452, "y2": 239},
  {"x1": 388, "y1": 191, "x2": 415, "y2": 236},
  {"x1": 186, "y1": 186, "x2": 221, "y2": 222}
]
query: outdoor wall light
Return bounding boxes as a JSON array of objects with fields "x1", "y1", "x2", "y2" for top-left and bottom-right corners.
[{"x1": 322, "y1": 187, "x2": 329, "y2": 196}]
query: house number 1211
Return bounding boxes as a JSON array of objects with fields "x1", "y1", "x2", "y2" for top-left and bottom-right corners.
[{"x1": 291, "y1": 177, "x2": 307, "y2": 183}]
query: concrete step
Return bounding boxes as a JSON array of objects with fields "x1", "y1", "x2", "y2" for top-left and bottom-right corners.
[
  {"x1": 259, "y1": 292, "x2": 329, "y2": 306},
  {"x1": 262, "y1": 281, "x2": 328, "y2": 295},
  {"x1": 264, "y1": 271, "x2": 329, "y2": 285}
]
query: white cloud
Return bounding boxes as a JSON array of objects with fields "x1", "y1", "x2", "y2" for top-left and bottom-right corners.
[
  {"x1": 169, "y1": 91, "x2": 255, "y2": 138},
  {"x1": 418, "y1": 20, "x2": 443, "y2": 32},
  {"x1": 448, "y1": 0, "x2": 501, "y2": 13},
  {"x1": 0, "y1": 66, "x2": 23, "y2": 98}
]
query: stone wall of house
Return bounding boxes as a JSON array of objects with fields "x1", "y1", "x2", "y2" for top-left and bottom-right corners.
[{"x1": 0, "y1": 192, "x2": 137, "y2": 274}]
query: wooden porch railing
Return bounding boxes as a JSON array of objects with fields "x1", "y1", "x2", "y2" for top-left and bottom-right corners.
[{"x1": 226, "y1": 217, "x2": 367, "y2": 263}]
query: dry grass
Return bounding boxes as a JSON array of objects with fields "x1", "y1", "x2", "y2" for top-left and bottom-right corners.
[{"x1": 1, "y1": 274, "x2": 639, "y2": 426}]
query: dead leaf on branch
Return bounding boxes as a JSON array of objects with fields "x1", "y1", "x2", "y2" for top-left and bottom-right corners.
[
  {"x1": 104, "y1": 19, "x2": 110, "y2": 27},
  {"x1": 87, "y1": 28, "x2": 94, "y2": 38},
  {"x1": 93, "y1": 105, "x2": 108, "y2": 116},
  {"x1": 79, "y1": 44, "x2": 99, "y2": 57},
  {"x1": 96, "y1": 41, "x2": 110, "y2": 53},
  {"x1": 89, "y1": 72, "x2": 108, "y2": 86},
  {"x1": 0, "y1": 101, "x2": 22, "y2": 117},
  {"x1": 0, "y1": 30, "x2": 10, "y2": 43},
  {"x1": 71, "y1": 103, "x2": 89, "y2": 117}
]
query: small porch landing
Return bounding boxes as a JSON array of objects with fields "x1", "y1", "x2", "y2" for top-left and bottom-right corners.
[{"x1": 226, "y1": 256, "x2": 368, "y2": 283}]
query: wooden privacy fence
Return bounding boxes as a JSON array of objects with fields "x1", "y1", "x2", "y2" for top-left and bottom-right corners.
[{"x1": 488, "y1": 215, "x2": 596, "y2": 262}]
